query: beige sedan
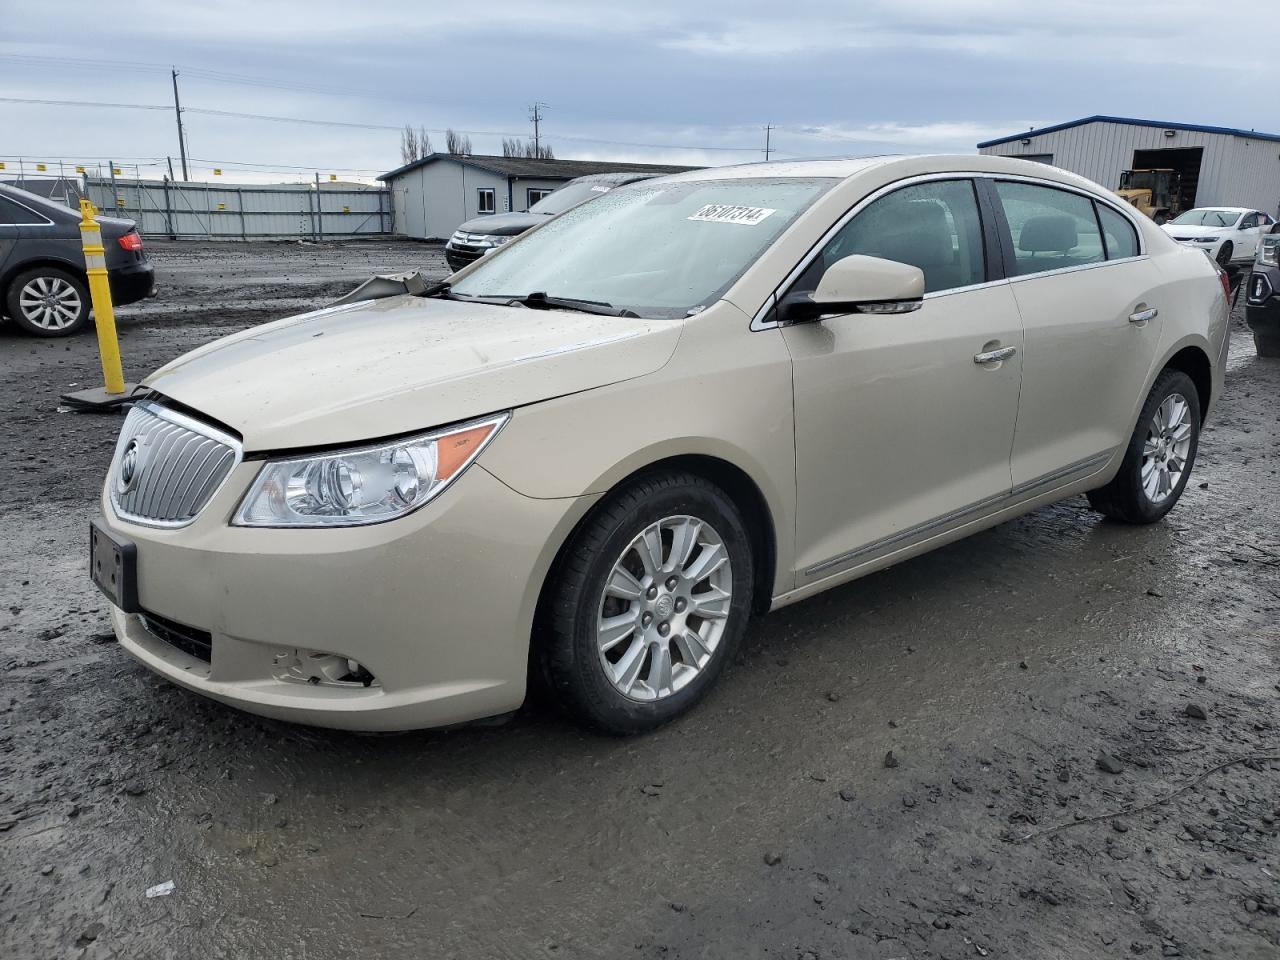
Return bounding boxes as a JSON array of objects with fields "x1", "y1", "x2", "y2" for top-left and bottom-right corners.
[{"x1": 92, "y1": 155, "x2": 1230, "y2": 734}]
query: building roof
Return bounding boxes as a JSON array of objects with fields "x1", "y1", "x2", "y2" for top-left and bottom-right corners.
[
  {"x1": 379, "y1": 153, "x2": 695, "y2": 182},
  {"x1": 977, "y1": 115, "x2": 1280, "y2": 149}
]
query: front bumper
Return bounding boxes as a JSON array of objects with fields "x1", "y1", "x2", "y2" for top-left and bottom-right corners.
[
  {"x1": 99, "y1": 460, "x2": 594, "y2": 731},
  {"x1": 444, "y1": 242, "x2": 485, "y2": 272},
  {"x1": 1246, "y1": 267, "x2": 1280, "y2": 337}
]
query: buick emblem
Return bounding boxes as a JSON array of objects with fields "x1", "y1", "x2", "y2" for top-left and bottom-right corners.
[{"x1": 118, "y1": 439, "x2": 140, "y2": 493}]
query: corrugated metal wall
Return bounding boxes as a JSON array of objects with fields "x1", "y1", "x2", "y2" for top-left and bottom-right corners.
[
  {"x1": 82, "y1": 178, "x2": 392, "y2": 240},
  {"x1": 980, "y1": 121, "x2": 1280, "y2": 211}
]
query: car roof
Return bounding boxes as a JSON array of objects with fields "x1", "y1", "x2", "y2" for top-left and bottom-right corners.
[
  {"x1": 1183, "y1": 206, "x2": 1250, "y2": 213},
  {"x1": 0, "y1": 182, "x2": 79, "y2": 220}
]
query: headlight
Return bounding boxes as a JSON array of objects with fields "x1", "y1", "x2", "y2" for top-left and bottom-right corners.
[
  {"x1": 477, "y1": 234, "x2": 512, "y2": 247},
  {"x1": 1195, "y1": 236, "x2": 1220, "y2": 243},
  {"x1": 233, "y1": 413, "x2": 508, "y2": 527},
  {"x1": 1257, "y1": 238, "x2": 1278, "y2": 267}
]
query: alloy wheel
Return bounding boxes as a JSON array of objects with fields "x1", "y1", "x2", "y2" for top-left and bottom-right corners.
[
  {"x1": 18, "y1": 276, "x2": 83, "y2": 331},
  {"x1": 596, "y1": 514, "x2": 733, "y2": 702},
  {"x1": 1140, "y1": 393, "x2": 1193, "y2": 504}
]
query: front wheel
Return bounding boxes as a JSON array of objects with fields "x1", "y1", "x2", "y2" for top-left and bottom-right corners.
[
  {"x1": 1215, "y1": 241, "x2": 1233, "y2": 267},
  {"x1": 539, "y1": 471, "x2": 754, "y2": 735},
  {"x1": 1087, "y1": 369, "x2": 1200, "y2": 524},
  {"x1": 1255, "y1": 333, "x2": 1280, "y2": 358}
]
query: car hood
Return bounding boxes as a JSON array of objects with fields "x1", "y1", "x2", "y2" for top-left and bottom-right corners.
[
  {"x1": 1162, "y1": 224, "x2": 1230, "y2": 237},
  {"x1": 454, "y1": 212, "x2": 548, "y2": 238},
  {"x1": 143, "y1": 296, "x2": 684, "y2": 451}
]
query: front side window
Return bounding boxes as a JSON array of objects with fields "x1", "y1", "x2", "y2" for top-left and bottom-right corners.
[
  {"x1": 1097, "y1": 204, "x2": 1140, "y2": 260},
  {"x1": 477, "y1": 188, "x2": 495, "y2": 215},
  {"x1": 793, "y1": 179, "x2": 986, "y2": 296},
  {"x1": 1241, "y1": 213, "x2": 1259, "y2": 229},
  {"x1": 995, "y1": 181, "x2": 1104, "y2": 276},
  {"x1": 451, "y1": 177, "x2": 835, "y2": 318}
]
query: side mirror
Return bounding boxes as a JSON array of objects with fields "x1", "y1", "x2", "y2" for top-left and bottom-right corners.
[{"x1": 779, "y1": 255, "x2": 925, "y2": 324}]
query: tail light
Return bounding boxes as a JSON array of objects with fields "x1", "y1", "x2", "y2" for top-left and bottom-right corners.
[
  {"x1": 117, "y1": 231, "x2": 144, "y2": 252},
  {"x1": 1215, "y1": 263, "x2": 1230, "y2": 301}
]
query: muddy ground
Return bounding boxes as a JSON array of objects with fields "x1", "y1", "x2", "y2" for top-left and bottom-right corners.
[{"x1": 1, "y1": 240, "x2": 1278, "y2": 960}]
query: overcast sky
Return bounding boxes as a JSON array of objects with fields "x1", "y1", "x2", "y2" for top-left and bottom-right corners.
[{"x1": 2, "y1": 0, "x2": 1273, "y2": 183}]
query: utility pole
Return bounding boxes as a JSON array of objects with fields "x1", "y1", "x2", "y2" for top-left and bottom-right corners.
[
  {"x1": 529, "y1": 102, "x2": 546, "y2": 156},
  {"x1": 763, "y1": 124, "x2": 773, "y2": 161},
  {"x1": 171, "y1": 67, "x2": 189, "y2": 181}
]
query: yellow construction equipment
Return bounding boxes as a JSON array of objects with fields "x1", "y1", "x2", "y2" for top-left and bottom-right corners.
[{"x1": 1116, "y1": 169, "x2": 1184, "y2": 224}]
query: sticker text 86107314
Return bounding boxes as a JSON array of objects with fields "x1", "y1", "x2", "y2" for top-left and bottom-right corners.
[{"x1": 687, "y1": 204, "x2": 776, "y2": 225}]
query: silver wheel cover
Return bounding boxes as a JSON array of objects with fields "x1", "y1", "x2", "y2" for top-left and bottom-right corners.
[
  {"x1": 1141, "y1": 392, "x2": 1193, "y2": 505},
  {"x1": 18, "y1": 276, "x2": 83, "y2": 330},
  {"x1": 596, "y1": 514, "x2": 733, "y2": 702}
]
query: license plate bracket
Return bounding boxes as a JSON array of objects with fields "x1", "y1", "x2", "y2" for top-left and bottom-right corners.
[{"x1": 90, "y1": 521, "x2": 139, "y2": 614}]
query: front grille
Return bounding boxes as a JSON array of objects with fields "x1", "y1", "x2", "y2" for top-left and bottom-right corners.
[
  {"x1": 109, "y1": 400, "x2": 241, "y2": 527},
  {"x1": 139, "y1": 611, "x2": 212, "y2": 663}
]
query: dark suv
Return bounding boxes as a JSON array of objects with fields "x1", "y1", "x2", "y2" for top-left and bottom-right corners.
[
  {"x1": 0, "y1": 183, "x2": 155, "y2": 337},
  {"x1": 1246, "y1": 224, "x2": 1280, "y2": 358},
  {"x1": 444, "y1": 172, "x2": 663, "y2": 272}
]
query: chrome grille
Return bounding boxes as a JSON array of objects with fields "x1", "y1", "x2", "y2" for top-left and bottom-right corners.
[{"x1": 109, "y1": 400, "x2": 242, "y2": 527}]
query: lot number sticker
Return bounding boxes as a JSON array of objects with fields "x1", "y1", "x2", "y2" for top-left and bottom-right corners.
[{"x1": 688, "y1": 204, "x2": 776, "y2": 225}]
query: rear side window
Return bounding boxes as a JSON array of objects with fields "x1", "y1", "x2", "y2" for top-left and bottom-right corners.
[
  {"x1": 794, "y1": 179, "x2": 986, "y2": 296},
  {"x1": 0, "y1": 196, "x2": 47, "y2": 224},
  {"x1": 995, "y1": 181, "x2": 1104, "y2": 276},
  {"x1": 1098, "y1": 205, "x2": 1140, "y2": 260}
]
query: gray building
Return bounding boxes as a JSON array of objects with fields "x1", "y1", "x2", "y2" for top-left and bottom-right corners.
[
  {"x1": 978, "y1": 116, "x2": 1280, "y2": 213},
  {"x1": 379, "y1": 154, "x2": 692, "y2": 240}
]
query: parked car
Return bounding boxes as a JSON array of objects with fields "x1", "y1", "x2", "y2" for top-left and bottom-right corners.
[
  {"x1": 1245, "y1": 222, "x2": 1280, "y2": 357},
  {"x1": 0, "y1": 183, "x2": 154, "y2": 337},
  {"x1": 443, "y1": 172, "x2": 663, "y2": 271},
  {"x1": 1161, "y1": 207, "x2": 1274, "y2": 267},
  {"x1": 92, "y1": 155, "x2": 1228, "y2": 735}
]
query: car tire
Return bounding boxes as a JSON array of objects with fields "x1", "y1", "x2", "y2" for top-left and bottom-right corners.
[
  {"x1": 539, "y1": 470, "x2": 754, "y2": 735},
  {"x1": 1086, "y1": 369, "x2": 1201, "y2": 524},
  {"x1": 4, "y1": 266, "x2": 91, "y2": 337},
  {"x1": 1255, "y1": 333, "x2": 1280, "y2": 358},
  {"x1": 1215, "y1": 242, "x2": 1233, "y2": 267}
]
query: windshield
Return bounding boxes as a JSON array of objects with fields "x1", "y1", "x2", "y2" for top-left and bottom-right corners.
[
  {"x1": 1170, "y1": 209, "x2": 1240, "y2": 227},
  {"x1": 452, "y1": 177, "x2": 836, "y2": 318},
  {"x1": 1122, "y1": 172, "x2": 1159, "y2": 190},
  {"x1": 528, "y1": 181, "x2": 613, "y2": 215}
]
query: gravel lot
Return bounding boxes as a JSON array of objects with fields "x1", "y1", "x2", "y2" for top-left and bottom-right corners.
[{"x1": 2, "y1": 240, "x2": 1278, "y2": 960}]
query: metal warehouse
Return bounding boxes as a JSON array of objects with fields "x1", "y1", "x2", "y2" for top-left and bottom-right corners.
[
  {"x1": 978, "y1": 115, "x2": 1280, "y2": 214},
  {"x1": 379, "y1": 154, "x2": 691, "y2": 240}
]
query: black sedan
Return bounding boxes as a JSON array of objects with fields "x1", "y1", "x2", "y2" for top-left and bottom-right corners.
[{"x1": 0, "y1": 183, "x2": 155, "y2": 337}]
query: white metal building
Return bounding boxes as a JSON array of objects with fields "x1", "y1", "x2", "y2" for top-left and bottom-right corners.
[
  {"x1": 379, "y1": 154, "x2": 692, "y2": 240},
  {"x1": 978, "y1": 116, "x2": 1280, "y2": 213}
]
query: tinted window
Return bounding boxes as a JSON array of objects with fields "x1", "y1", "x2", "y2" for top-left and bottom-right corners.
[
  {"x1": 0, "y1": 196, "x2": 47, "y2": 224},
  {"x1": 1098, "y1": 204, "x2": 1139, "y2": 260},
  {"x1": 795, "y1": 179, "x2": 986, "y2": 295},
  {"x1": 995, "y1": 181, "x2": 1104, "y2": 276},
  {"x1": 1241, "y1": 213, "x2": 1258, "y2": 229}
]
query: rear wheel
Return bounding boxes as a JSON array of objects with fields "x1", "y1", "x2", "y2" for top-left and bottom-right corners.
[
  {"x1": 1087, "y1": 369, "x2": 1200, "y2": 524},
  {"x1": 1215, "y1": 241, "x2": 1233, "y2": 267},
  {"x1": 4, "y1": 267, "x2": 90, "y2": 336},
  {"x1": 539, "y1": 471, "x2": 754, "y2": 735},
  {"x1": 1255, "y1": 333, "x2": 1280, "y2": 358}
]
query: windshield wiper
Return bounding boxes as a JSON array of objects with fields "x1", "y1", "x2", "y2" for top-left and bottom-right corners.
[{"x1": 515, "y1": 291, "x2": 639, "y2": 318}]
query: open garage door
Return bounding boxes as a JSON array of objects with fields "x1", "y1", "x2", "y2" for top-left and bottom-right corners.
[{"x1": 1132, "y1": 147, "x2": 1204, "y2": 212}]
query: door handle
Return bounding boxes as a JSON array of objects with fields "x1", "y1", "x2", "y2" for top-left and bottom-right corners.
[
  {"x1": 973, "y1": 345, "x2": 1017, "y2": 364},
  {"x1": 1129, "y1": 307, "x2": 1158, "y2": 324}
]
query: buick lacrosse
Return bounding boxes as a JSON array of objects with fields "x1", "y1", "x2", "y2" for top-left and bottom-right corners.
[{"x1": 93, "y1": 155, "x2": 1229, "y2": 734}]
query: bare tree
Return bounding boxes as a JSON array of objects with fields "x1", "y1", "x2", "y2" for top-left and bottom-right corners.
[
  {"x1": 444, "y1": 128, "x2": 472, "y2": 156},
  {"x1": 501, "y1": 137, "x2": 555, "y2": 159},
  {"x1": 400, "y1": 125, "x2": 433, "y2": 164}
]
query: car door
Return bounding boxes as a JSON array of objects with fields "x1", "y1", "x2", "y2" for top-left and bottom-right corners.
[
  {"x1": 782, "y1": 177, "x2": 1024, "y2": 583},
  {"x1": 988, "y1": 179, "x2": 1166, "y2": 490},
  {"x1": 1237, "y1": 212, "x2": 1261, "y2": 260},
  {"x1": 0, "y1": 196, "x2": 25, "y2": 277}
]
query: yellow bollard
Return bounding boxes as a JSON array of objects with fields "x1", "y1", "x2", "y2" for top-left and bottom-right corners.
[{"x1": 78, "y1": 199, "x2": 126, "y2": 396}]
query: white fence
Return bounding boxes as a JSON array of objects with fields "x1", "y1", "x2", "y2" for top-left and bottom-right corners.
[{"x1": 79, "y1": 177, "x2": 392, "y2": 240}]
